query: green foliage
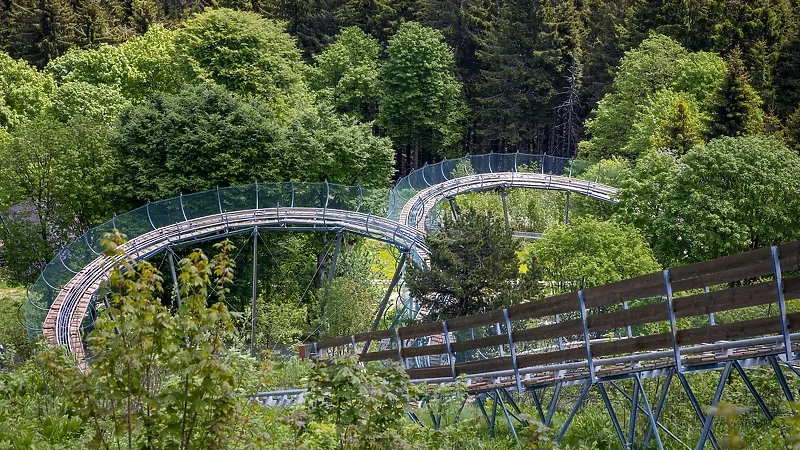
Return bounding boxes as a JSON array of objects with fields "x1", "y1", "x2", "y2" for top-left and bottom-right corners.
[
  {"x1": 48, "y1": 81, "x2": 130, "y2": 124},
  {"x1": 407, "y1": 207, "x2": 542, "y2": 320},
  {"x1": 45, "y1": 44, "x2": 140, "y2": 97},
  {"x1": 303, "y1": 355, "x2": 419, "y2": 449},
  {"x1": 0, "y1": 52, "x2": 55, "y2": 131},
  {"x1": 532, "y1": 217, "x2": 660, "y2": 292},
  {"x1": 379, "y1": 21, "x2": 467, "y2": 167},
  {"x1": 571, "y1": 156, "x2": 631, "y2": 220},
  {"x1": 279, "y1": 103, "x2": 395, "y2": 186},
  {"x1": 582, "y1": 34, "x2": 725, "y2": 160},
  {"x1": 176, "y1": 8, "x2": 310, "y2": 118},
  {"x1": 650, "y1": 136, "x2": 800, "y2": 265},
  {"x1": 308, "y1": 26, "x2": 381, "y2": 122},
  {"x1": 116, "y1": 83, "x2": 282, "y2": 201}
]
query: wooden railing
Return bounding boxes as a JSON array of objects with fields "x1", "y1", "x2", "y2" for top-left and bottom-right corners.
[{"x1": 303, "y1": 241, "x2": 800, "y2": 386}]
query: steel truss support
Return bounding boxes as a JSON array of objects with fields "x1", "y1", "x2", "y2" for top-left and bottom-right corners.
[
  {"x1": 362, "y1": 252, "x2": 408, "y2": 354},
  {"x1": 475, "y1": 390, "x2": 527, "y2": 443},
  {"x1": 499, "y1": 188, "x2": 510, "y2": 231},
  {"x1": 447, "y1": 197, "x2": 459, "y2": 220},
  {"x1": 696, "y1": 362, "x2": 733, "y2": 450},
  {"x1": 251, "y1": 226, "x2": 258, "y2": 357},
  {"x1": 167, "y1": 247, "x2": 181, "y2": 308},
  {"x1": 608, "y1": 380, "x2": 686, "y2": 449}
]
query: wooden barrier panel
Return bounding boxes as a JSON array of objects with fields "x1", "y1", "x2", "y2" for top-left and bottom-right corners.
[{"x1": 304, "y1": 241, "x2": 800, "y2": 384}]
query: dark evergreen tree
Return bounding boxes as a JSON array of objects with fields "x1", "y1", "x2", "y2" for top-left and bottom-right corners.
[
  {"x1": 4, "y1": 0, "x2": 78, "y2": 67},
  {"x1": 476, "y1": 0, "x2": 581, "y2": 152},
  {"x1": 406, "y1": 207, "x2": 542, "y2": 321},
  {"x1": 261, "y1": 0, "x2": 342, "y2": 58},
  {"x1": 711, "y1": 47, "x2": 764, "y2": 138}
]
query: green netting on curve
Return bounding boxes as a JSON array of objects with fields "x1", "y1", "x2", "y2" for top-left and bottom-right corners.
[
  {"x1": 24, "y1": 154, "x2": 591, "y2": 338},
  {"x1": 385, "y1": 153, "x2": 587, "y2": 221},
  {"x1": 22, "y1": 181, "x2": 389, "y2": 336}
]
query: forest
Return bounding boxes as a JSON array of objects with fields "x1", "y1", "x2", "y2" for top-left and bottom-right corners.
[{"x1": 2, "y1": 0, "x2": 800, "y2": 448}]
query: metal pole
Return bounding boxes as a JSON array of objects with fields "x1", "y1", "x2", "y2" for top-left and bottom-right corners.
[
  {"x1": 565, "y1": 191, "x2": 570, "y2": 224},
  {"x1": 771, "y1": 246, "x2": 792, "y2": 361},
  {"x1": 578, "y1": 290, "x2": 595, "y2": 382},
  {"x1": 733, "y1": 361, "x2": 773, "y2": 421},
  {"x1": 599, "y1": 383, "x2": 626, "y2": 448},
  {"x1": 546, "y1": 383, "x2": 562, "y2": 427},
  {"x1": 636, "y1": 375, "x2": 665, "y2": 450},
  {"x1": 704, "y1": 287, "x2": 716, "y2": 325},
  {"x1": 676, "y1": 372, "x2": 720, "y2": 450},
  {"x1": 628, "y1": 379, "x2": 639, "y2": 449},
  {"x1": 251, "y1": 226, "x2": 258, "y2": 357},
  {"x1": 664, "y1": 270, "x2": 682, "y2": 372},
  {"x1": 644, "y1": 370, "x2": 673, "y2": 448},
  {"x1": 442, "y1": 321, "x2": 456, "y2": 381},
  {"x1": 322, "y1": 231, "x2": 343, "y2": 315},
  {"x1": 362, "y1": 252, "x2": 407, "y2": 354},
  {"x1": 448, "y1": 197, "x2": 459, "y2": 220},
  {"x1": 557, "y1": 380, "x2": 592, "y2": 442},
  {"x1": 500, "y1": 188, "x2": 510, "y2": 231},
  {"x1": 695, "y1": 362, "x2": 732, "y2": 450},
  {"x1": 769, "y1": 355, "x2": 794, "y2": 402},
  {"x1": 503, "y1": 308, "x2": 522, "y2": 392},
  {"x1": 167, "y1": 248, "x2": 181, "y2": 308}
]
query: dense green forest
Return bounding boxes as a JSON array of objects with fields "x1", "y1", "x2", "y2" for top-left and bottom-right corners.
[{"x1": 3, "y1": 0, "x2": 800, "y2": 448}]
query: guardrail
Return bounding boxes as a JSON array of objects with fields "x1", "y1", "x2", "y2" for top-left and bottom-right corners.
[{"x1": 304, "y1": 241, "x2": 800, "y2": 392}]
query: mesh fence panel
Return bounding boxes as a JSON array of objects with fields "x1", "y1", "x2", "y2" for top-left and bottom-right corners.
[{"x1": 25, "y1": 156, "x2": 588, "y2": 337}]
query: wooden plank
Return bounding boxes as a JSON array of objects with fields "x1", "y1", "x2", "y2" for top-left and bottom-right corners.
[
  {"x1": 582, "y1": 272, "x2": 665, "y2": 308},
  {"x1": 669, "y1": 247, "x2": 772, "y2": 284},
  {"x1": 507, "y1": 293, "x2": 577, "y2": 321},
  {"x1": 780, "y1": 241, "x2": 800, "y2": 271},
  {"x1": 516, "y1": 347, "x2": 586, "y2": 369},
  {"x1": 315, "y1": 335, "x2": 353, "y2": 349},
  {"x1": 513, "y1": 319, "x2": 584, "y2": 343},
  {"x1": 398, "y1": 321, "x2": 443, "y2": 339},
  {"x1": 677, "y1": 316, "x2": 782, "y2": 346},
  {"x1": 588, "y1": 302, "x2": 667, "y2": 332},
  {"x1": 401, "y1": 344, "x2": 447, "y2": 358},
  {"x1": 455, "y1": 356, "x2": 514, "y2": 375},
  {"x1": 446, "y1": 309, "x2": 507, "y2": 332},
  {"x1": 673, "y1": 280, "x2": 778, "y2": 318},
  {"x1": 352, "y1": 329, "x2": 395, "y2": 342},
  {"x1": 407, "y1": 366, "x2": 453, "y2": 380},
  {"x1": 359, "y1": 349, "x2": 399, "y2": 362},
  {"x1": 671, "y1": 261, "x2": 774, "y2": 292},
  {"x1": 591, "y1": 333, "x2": 672, "y2": 357},
  {"x1": 449, "y1": 334, "x2": 508, "y2": 353}
]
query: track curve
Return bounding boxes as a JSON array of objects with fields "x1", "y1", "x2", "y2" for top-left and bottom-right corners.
[
  {"x1": 398, "y1": 172, "x2": 617, "y2": 233},
  {"x1": 42, "y1": 207, "x2": 428, "y2": 366}
]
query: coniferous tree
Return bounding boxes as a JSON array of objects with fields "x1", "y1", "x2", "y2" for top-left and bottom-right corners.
[
  {"x1": 4, "y1": 0, "x2": 78, "y2": 67},
  {"x1": 711, "y1": 47, "x2": 764, "y2": 138},
  {"x1": 476, "y1": 0, "x2": 581, "y2": 153}
]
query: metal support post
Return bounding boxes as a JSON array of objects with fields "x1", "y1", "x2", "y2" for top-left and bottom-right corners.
[
  {"x1": 322, "y1": 231, "x2": 343, "y2": 314},
  {"x1": 448, "y1": 197, "x2": 459, "y2": 220},
  {"x1": 442, "y1": 321, "x2": 457, "y2": 381},
  {"x1": 500, "y1": 188, "x2": 510, "y2": 231},
  {"x1": 695, "y1": 362, "x2": 732, "y2": 450},
  {"x1": 503, "y1": 308, "x2": 522, "y2": 392},
  {"x1": 496, "y1": 390, "x2": 519, "y2": 444},
  {"x1": 565, "y1": 191, "x2": 570, "y2": 224},
  {"x1": 628, "y1": 380, "x2": 639, "y2": 449},
  {"x1": 251, "y1": 227, "x2": 258, "y2": 357},
  {"x1": 495, "y1": 323, "x2": 505, "y2": 357},
  {"x1": 167, "y1": 248, "x2": 181, "y2": 308},
  {"x1": 598, "y1": 383, "x2": 626, "y2": 448},
  {"x1": 676, "y1": 372, "x2": 720, "y2": 450},
  {"x1": 556, "y1": 314, "x2": 564, "y2": 350},
  {"x1": 475, "y1": 395, "x2": 492, "y2": 431},
  {"x1": 771, "y1": 246, "x2": 792, "y2": 361},
  {"x1": 636, "y1": 375, "x2": 664, "y2": 450},
  {"x1": 664, "y1": 270, "x2": 682, "y2": 372},
  {"x1": 623, "y1": 301, "x2": 632, "y2": 339},
  {"x1": 531, "y1": 388, "x2": 546, "y2": 423},
  {"x1": 769, "y1": 355, "x2": 794, "y2": 402},
  {"x1": 556, "y1": 380, "x2": 592, "y2": 443},
  {"x1": 644, "y1": 370, "x2": 673, "y2": 448},
  {"x1": 577, "y1": 291, "x2": 595, "y2": 382},
  {"x1": 546, "y1": 383, "x2": 562, "y2": 427},
  {"x1": 362, "y1": 252, "x2": 408, "y2": 354},
  {"x1": 611, "y1": 381, "x2": 691, "y2": 448},
  {"x1": 704, "y1": 287, "x2": 716, "y2": 325},
  {"x1": 733, "y1": 361, "x2": 773, "y2": 421}
]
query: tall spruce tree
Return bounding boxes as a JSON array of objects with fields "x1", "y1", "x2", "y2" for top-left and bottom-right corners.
[
  {"x1": 476, "y1": 0, "x2": 582, "y2": 153},
  {"x1": 711, "y1": 47, "x2": 764, "y2": 138}
]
